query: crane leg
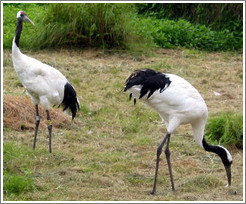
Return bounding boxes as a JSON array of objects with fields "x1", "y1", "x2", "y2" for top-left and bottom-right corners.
[
  {"x1": 33, "y1": 105, "x2": 40, "y2": 150},
  {"x1": 151, "y1": 133, "x2": 171, "y2": 195},
  {"x1": 165, "y1": 134, "x2": 175, "y2": 191},
  {"x1": 46, "y1": 110, "x2": 52, "y2": 153}
]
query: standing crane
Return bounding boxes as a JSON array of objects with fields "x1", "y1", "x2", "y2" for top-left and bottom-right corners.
[
  {"x1": 12, "y1": 11, "x2": 80, "y2": 153},
  {"x1": 124, "y1": 68, "x2": 232, "y2": 194}
]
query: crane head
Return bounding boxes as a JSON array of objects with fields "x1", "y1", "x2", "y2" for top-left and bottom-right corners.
[
  {"x1": 219, "y1": 146, "x2": 232, "y2": 187},
  {"x1": 16, "y1": 11, "x2": 35, "y2": 26},
  {"x1": 224, "y1": 154, "x2": 232, "y2": 187}
]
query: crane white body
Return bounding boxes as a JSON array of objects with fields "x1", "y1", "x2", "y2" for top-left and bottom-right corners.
[
  {"x1": 124, "y1": 68, "x2": 232, "y2": 194},
  {"x1": 12, "y1": 11, "x2": 79, "y2": 153},
  {"x1": 12, "y1": 41, "x2": 68, "y2": 110},
  {"x1": 128, "y1": 73, "x2": 208, "y2": 148}
]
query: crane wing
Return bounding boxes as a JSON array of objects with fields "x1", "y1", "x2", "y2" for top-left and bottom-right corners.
[{"x1": 124, "y1": 69, "x2": 171, "y2": 99}]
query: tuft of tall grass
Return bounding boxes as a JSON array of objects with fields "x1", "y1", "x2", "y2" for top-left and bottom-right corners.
[
  {"x1": 205, "y1": 112, "x2": 243, "y2": 148},
  {"x1": 30, "y1": 4, "x2": 138, "y2": 49}
]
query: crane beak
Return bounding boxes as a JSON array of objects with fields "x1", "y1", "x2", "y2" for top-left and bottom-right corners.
[
  {"x1": 225, "y1": 165, "x2": 231, "y2": 187},
  {"x1": 24, "y1": 16, "x2": 35, "y2": 26}
]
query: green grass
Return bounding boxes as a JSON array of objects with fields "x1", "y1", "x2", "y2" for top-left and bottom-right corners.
[
  {"x1": 129, "y1": 17, "x2": 242, "y2": 51},
  {"x1": 205, "y1": 112, "x2": 243, "y2": 148},
  {"x1": 3, "y1": 142, "x2": 36, "y2": 199},
  {"x1": 3, "y1": 171, "x2": 35, "y2": 195}
]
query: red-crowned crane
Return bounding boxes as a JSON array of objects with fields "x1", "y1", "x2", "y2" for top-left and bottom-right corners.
[
  {"x1": 124, "y1": 68, "x2": 232, "y2": 194},
  {"x1": 12, "y1": 11, "x2": 80, "y2": 153}
]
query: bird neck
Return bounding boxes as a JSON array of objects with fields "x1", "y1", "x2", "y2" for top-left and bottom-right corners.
[
  {"x1": 14, "y1": 18, "x2": 23, "y2": 48},
  {"x1": 202, "y1": 137, "x2": 232, "y2": 167}
]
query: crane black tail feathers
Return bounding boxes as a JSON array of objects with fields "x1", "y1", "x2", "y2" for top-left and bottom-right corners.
[{"x1": 62, "y1": 82, "x2": 80, "y2": 119}]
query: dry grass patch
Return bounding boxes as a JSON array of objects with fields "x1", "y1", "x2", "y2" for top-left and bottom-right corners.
[{"x1": 3, "y1": 94, "x2": 80, "y2": 131}]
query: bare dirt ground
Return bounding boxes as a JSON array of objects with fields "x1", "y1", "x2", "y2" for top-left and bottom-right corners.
[{"x1": 2, "y1": 48, "x2": 244, "y2": 201}]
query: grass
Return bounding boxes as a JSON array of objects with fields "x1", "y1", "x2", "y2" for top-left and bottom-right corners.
[
  {"x1": 2, "y1": 48, "x2": 243, "y2": 201},
  {"x1": 3, "y1": 142, "x2": 38, "y2": 199},
  {"x1": 205, "y1": 112, "x2": 243, "y2": 148}
]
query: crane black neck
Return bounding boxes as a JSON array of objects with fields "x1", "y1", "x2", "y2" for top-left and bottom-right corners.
[
  {"x1": 202, "y1": 138, "x2": 231, "y2": 167},
  {"x1": 15, "y1": 18, "x2": 23, "y2": 48}
]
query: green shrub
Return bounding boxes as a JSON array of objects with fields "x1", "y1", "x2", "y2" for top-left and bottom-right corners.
[
  {"x1": 135, "y1": 3, "x2": 243, "y2": 51},
  {"x1": 136, "y1": 3, "x2": 243, "y2": 32},
  {"x1": 137, "y1": 17, "x2": 242, "y2": 51},
  {"x1": 205, "y1": 112, "x2": 243, "y2": 148},
  {"x1": 126, "y1": 15, "x2": 242, "y2": 51}
]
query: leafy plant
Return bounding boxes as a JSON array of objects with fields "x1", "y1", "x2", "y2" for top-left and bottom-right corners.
[
  {"x1": 136, "y1": 3, "x2": 243, "y2": 32},
  {"x1": 135, "y1": 3, "x2": 243, "y2": 51},
  {"x1": 133, "y1": 17, "x2": 242, "y2": 51}
]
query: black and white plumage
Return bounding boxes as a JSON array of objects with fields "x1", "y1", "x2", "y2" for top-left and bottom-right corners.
[
  {"x1": 12, "y1": 11, "x2": 80, "y2": 153},
  {"x1": 124, "y1": 68, "x2": 232, "y2": 194}
]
